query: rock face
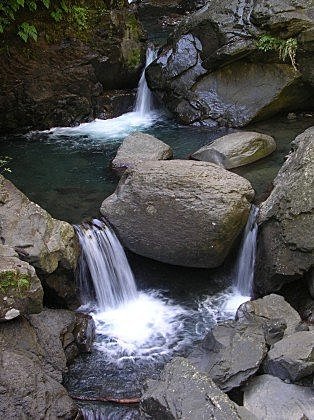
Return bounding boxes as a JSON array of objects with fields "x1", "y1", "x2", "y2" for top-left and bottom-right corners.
[
  {"x1": 0, "y1": 175, "x2": 79, "y2": 275},
  {"x1": 243, "y1": 374, "x2": 314, "y2": 420},
  {"x1": 0, "y1": 245, "x2": 43, "y2": 321},
  {"x1": 188, "y1": 320, "x2": 267, "y2": 392},
  {"x1": 146, "y1": 0, "x2": 313, "y2": 127},
  {"x1": 101, "y1": 160, "x2": 254, "y2": 268},
  {"x1": 236, "y1": 294, "x2": 301, "y2": 337},
  {"x1": 0, "y1": 309, "x2": 95, "y2": 419},
  {"x1": 140, "y1": 357, "x2": 251, "y2": 419},
  {"x1": 255, "y1": 127, "x2": 314, "y2": 295},
  {"x1": 0, "y1": 0, "x2": 145, "y2": 134},
  {"x1": 111, "y1": 132, "x2": 173, "y2": 172},
  {"x1": 263, "y1": 331, "x2": 314, "y2": 382},
  {"x1": 191, "y1": 132, "x2": 276, "y2": 168}
]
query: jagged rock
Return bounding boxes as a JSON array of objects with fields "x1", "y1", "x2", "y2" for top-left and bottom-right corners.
[
  {"x1": 262, "y1": 330, "x2": 314, "y2": 382},
  {"x1": 188, "y1": 320, "x2": 267, "y2": 392},
  {"x1": 0, "y1": 175, "x2": 79, "y2": 275},
  {"x1": 236, "y1": 294, "x2": 301, "y2": 337},
  {"x1": 140, "y1": 357, "x2": 255, "y2": 419},
  {"x1": 255, "y1": 127, "x2": 314, "y2": 295},
  {"x1": 146, "y1": 0, "x2": 313, "y2": 127},
  {"x1": 0, "y1": 309, "x2": 95, "y2": 419},
  {"x1": 111, "y1": 132, "x2": 173, "y2": 172},
  {"x1": 191, "y1": 132, "x2": 276, "y2": 168},
  {"x1": 43, "y1": 269, "x2": 79, "y2": 310},
  {"x1": 101, "y1": 160, "x2": 254, "y2": 267},
  {"x1": 0, "y1": 245, "x2": 43, "y2": 321},
  {"x1": 0, "y1": 0, "x2": 145, "y2": 134},
  {"x1": 243, "y1": 374, "x2": 314, "y2": 420}
]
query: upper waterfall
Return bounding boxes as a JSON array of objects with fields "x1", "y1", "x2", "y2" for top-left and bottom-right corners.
[{"x1": 75, "y1": 219, "x2": 138, "y2": 310}]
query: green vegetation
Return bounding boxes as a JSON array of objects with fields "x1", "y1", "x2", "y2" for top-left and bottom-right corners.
[
  {"x1": 257, "y1": 34, "x2": 298, "y2": 71},
  {"x1": 0, "y1": 271, "x2": 30, "y2": 295},
  {"x1": 0, "y1": 0, "x2": 90, "y2": 42},
  {"x1": 0, "y1": 156, "x2": 12, "y2": 174}
]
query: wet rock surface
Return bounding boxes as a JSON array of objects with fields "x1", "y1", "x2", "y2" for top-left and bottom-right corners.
[
  {"x1": 0, "y1": 309, "x2": 95, "y2": 419},
  {"x1": 0, "y1": 175, "x2": 79, "y2": 275},
  {"x1": 146, "y1": 0, "x2": 313, "y2": 126},
  {"x1": 101, "y1": 160, "x2": 254, "y2": 267},
  {"x1": 191, "y1": 132, "x2": 276, "y2": 168},
  {"x1": 188, "y1": 320, "x2": 267, "y2": 392},
  {"x1": 255, "y1": 127, "x2": 314, "y2": 295},
  {"x1": 140, "y1": 357, "x2": 252, "y2": 419},
  {"x1": 243, "y1": 374, "x2": 314, "y2": 420},
  {"x1": 262, "y1": 330, "x2": 314, "y2": 382},
  {"x1": 112, "y1": 131, "x2": 173, "y2": 172},
  {"x1": 0, "y1": 0, "x2": 145, "y2": 133},
  {"x1": 0, "y1": 245, "x2": 43, "y2": 321}
]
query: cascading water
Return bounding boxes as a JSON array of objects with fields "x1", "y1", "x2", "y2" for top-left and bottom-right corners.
[
  {"x1": 47, "y1": 46, "x2": 159, "y2": 140},
  {"x1": 134, "y1": 45, "x2": 157, "y2": 116},
  {"x1": 75, "y1": 219, "x2": 137, "y2": 310},
  {"x1": 234, "y1": 204, "x2": 259, "y2": 296}
]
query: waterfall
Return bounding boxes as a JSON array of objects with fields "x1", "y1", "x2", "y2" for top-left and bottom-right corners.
[
  {"x1": 134, "y1": 45, "x2": 157, "y2": 116},
  {"x1": 234, "y1": 205, "x2": 259, "y2": 296},
  {"x1": 75, "y1": 219, "x2": 138, "y2": 310}
]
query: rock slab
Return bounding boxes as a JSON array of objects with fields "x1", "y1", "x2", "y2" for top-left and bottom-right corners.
[
  {"x1": 112, "y1": 132, "x2": 173, "y2": 172},
  {"x1": 255, "y1": 126, "x2": 314, "y2": 295},
  {"x1": 101, "y1": 160, "x2": 254, "y2": 268},
  {"x1": 191, "y1": 132, "x2": 276, "y2": 168}
]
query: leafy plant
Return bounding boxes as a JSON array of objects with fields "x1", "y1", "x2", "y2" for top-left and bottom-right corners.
[
  {"x1": 0, "y1": 271, "x2": 30, "y2": 295},
  {"x1": 257, "y1": 34, "x2": 298, "y2": 71},
  {"x1": 0, "y1": 155, "x2": 12, "y2": 174}
]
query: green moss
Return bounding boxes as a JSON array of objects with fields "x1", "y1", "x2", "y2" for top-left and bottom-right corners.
[
  {"x1": 125, "y1": 46, "x2": 141, "y2": 69},
  {"x1": 0, "y1": 271, "x2": 31, "y2": 295}
]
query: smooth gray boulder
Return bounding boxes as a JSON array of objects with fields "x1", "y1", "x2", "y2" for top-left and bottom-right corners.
[
  {"x1": 243, "y1": 374, "x2": 314, "y2": 420},
  {"x1": 236, "y1": 294, "x2": 301, "y2": 337},
  {"x1": 191, "y1": 132, "x2": 276, "y2": 168},
  {"x1": 140, "y1": 357, "x2": 255, "y2": 419},
  {"x1": 0, "y1": 309, "x2": 94, "y2": 419},
  {"x1": 0, "y1": 245, "x2": 43, "y2": 321},
  {"x1": 188, "y1": 320, "x2": 267, "y2": 392},
  {"x1": 112, "y1": 132, "x2": 173, "y2": 172},
  {"x1": 101, "y1": 160, "x2": 254, "y2": 268},
  {"x1": 255, "y1": 127, "x2": 314, "y2": 295},
  {"x1": 0, "y1": 175, "x2": 79, "y2": 274},
  {"x1": 263, "y1": 330, "x2": 314, "y2": 382}
]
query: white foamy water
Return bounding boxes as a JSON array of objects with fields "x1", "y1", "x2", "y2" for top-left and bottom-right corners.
[{"x1": 92, "y1": 291, "x2": 192, "y2": 362}]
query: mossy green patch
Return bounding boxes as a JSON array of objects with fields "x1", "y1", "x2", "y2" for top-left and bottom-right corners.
[{"x1": 0, "y1": 271, "x2": 31, "y2": 295}]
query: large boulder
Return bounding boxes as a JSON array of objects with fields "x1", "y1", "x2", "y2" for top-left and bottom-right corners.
[
  {"x1": 146, "y1": 0, "x2": 313, "y2": 127},
  {"x1": 0, "y1": 175, "x2": 79, "y2": 275},
  {"x1": 188, "y1": 320, "x2": 267, "y2": 392},
  {"x1": 191, "y1": 132, "x2": 276, "y2": 168},
  {"x1": 111, "y1": 132, "x2": 173, "y2": 172},
  {"x1": 255, "y1": 127, "x2": 314, "y2": 295},
  {"x1": 262, "y1": 330, "x2": 314, "y2": 382},
  {"x1": 0, "y1": 0, "x2": 145, "y2": 134},
  {"x1": 0, "y1": 309, "x2": 95, "y2": 419},
  {"x1": 0, "y1": 245, "x2": 43, "y2": 321},
  {"x1": 140, "y1": 357, "x2": 255, "y2": 419},
  {"x1": 243, "y1": 374, "x2": 314, "y2": 420},
  {"x1": 101, "y1": 160, "x2": 254, "y2": 268},
  {"x1": 236, "y1": 294, "x2": 302, "y2": 337}
]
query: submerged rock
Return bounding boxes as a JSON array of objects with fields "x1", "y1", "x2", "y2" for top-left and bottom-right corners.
[
  {"x1": 0, "y1": 175, "x2": 79, "y2": 275},
  {"x1": 188, "y1": 320, "x2": 267, "y2": 392},
  {"x1": 146, "y1": 0, "x2": 313, "y2": 127},
  {"x1": 236, "y1": 294, "x2": 301, "y2": 337},
  {"x1": 243, "y1": 374, "x2": 314, "y2": 420},
  {"x1": 255, "y1": 126, "x2": 314, "y2": 295},
  {"x1": 262, "y1": 330, "x2": 314, "y2": 382},
  {"x1": 101, "y1": 160, "x2": 254, "y2": 267},
  {"x1": 0, "y1": 309, "x2": 94, "y2": 419},
  {"x1": 0, "y1": 245, "x2": 43, "y2": 322},
  {"x1": 112, "y1": 132, "x2": 173, "y2": 172},
  {"x1": 191, "y1": 132, "x2": 276, "y2": 168},
  {"x1": 140, "y1": 357, "x2": 254, "y2": 419}
]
